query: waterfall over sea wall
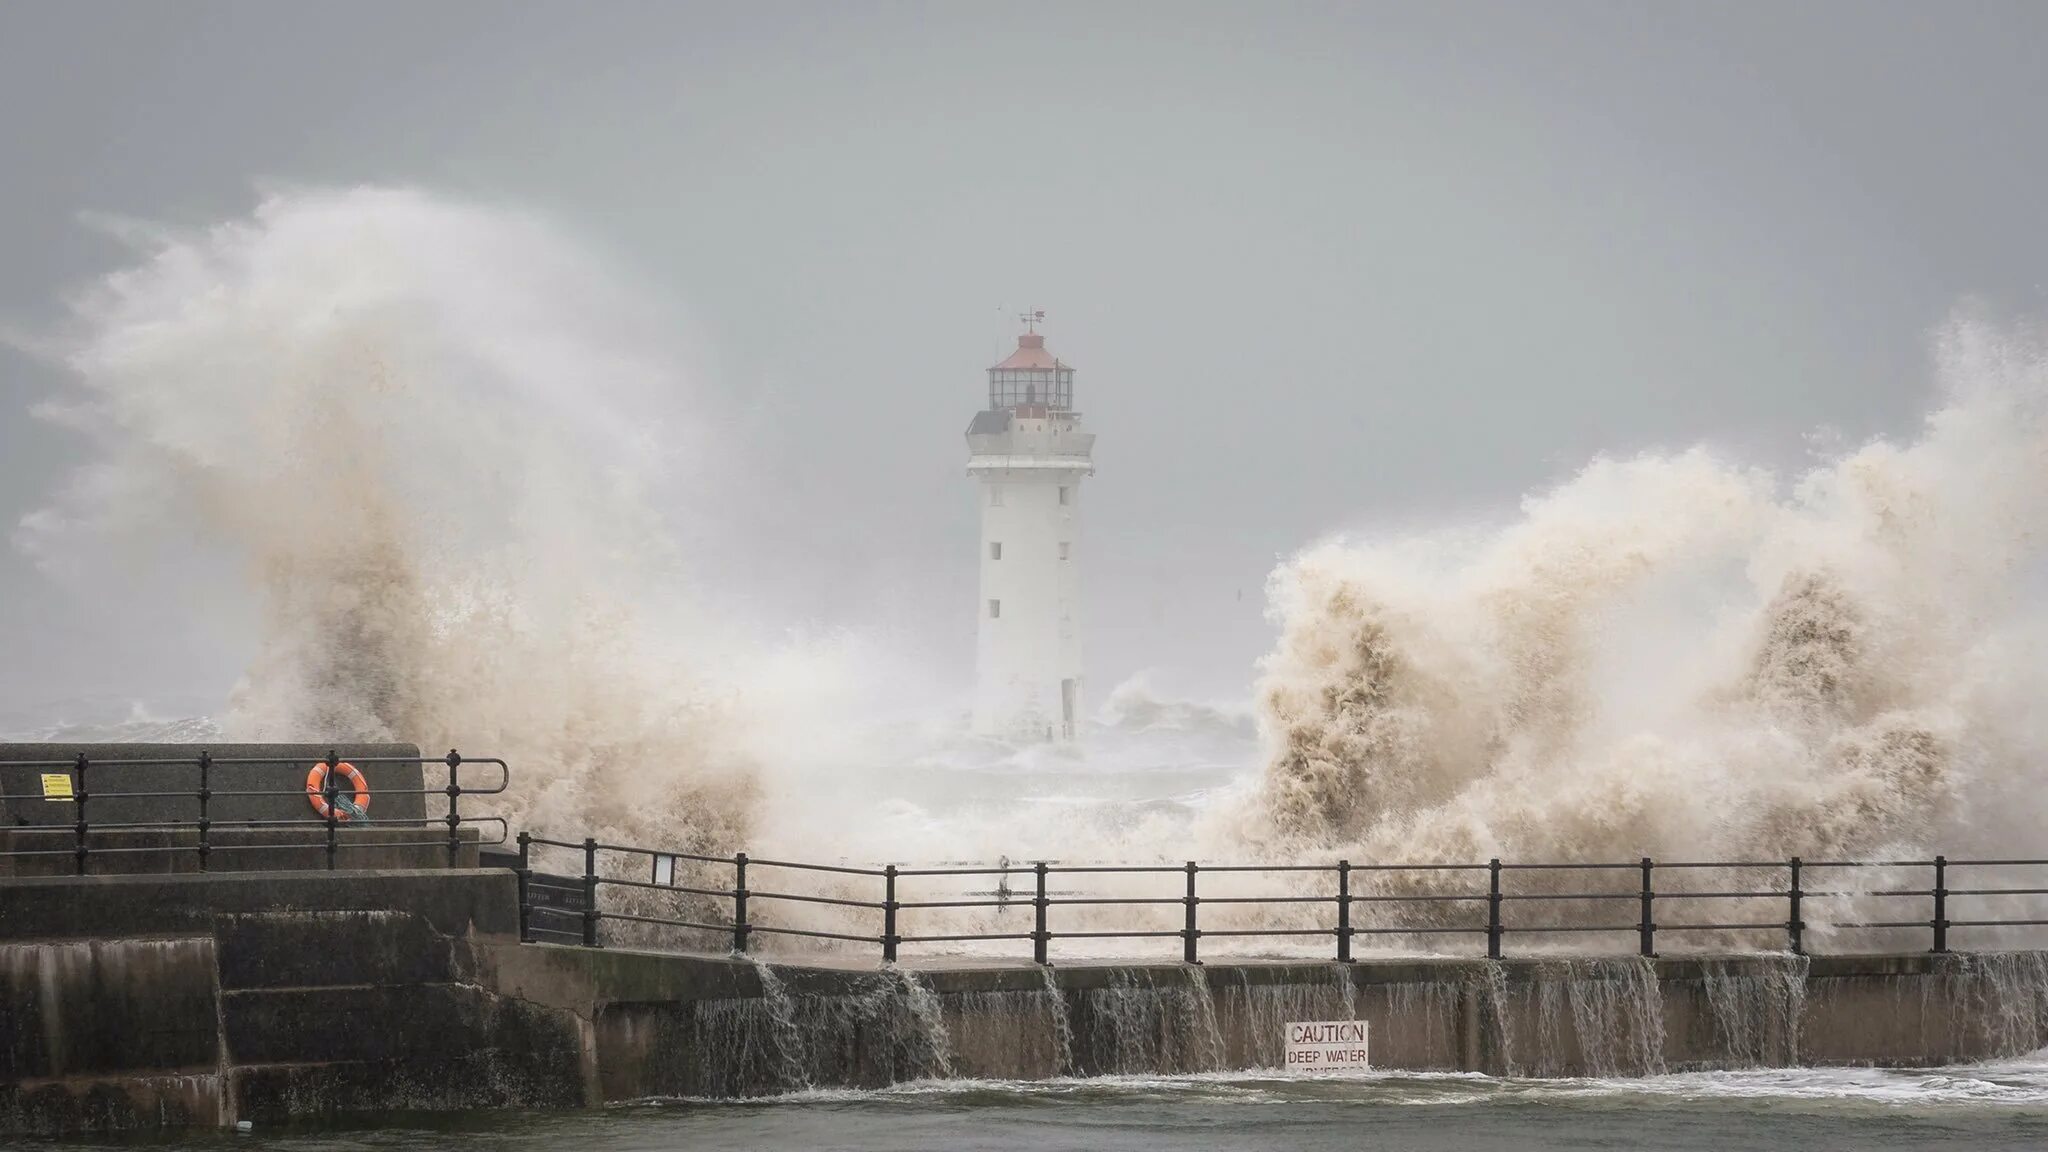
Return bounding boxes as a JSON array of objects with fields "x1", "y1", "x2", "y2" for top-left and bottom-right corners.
[
  {"x1": 677, "y1": 966, "x2": 960, "y2": 1096},
  {"x1": 1522, "y1": 958, "x2": 1668, "y2": 1077},
  {"x1": 1944, "y1": 952, "x2": 2048, "y2": 1058},
  {"x1": 1698, "y1": 955, "x2": 1808, "y2": 1068},
  {"x1": 605, "y1": 952, "x2": 2048, "y2": 1098}
]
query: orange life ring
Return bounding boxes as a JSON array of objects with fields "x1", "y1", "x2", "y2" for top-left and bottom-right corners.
[{"x1": 306, "y1": 761, "x2": 371, "y2": 821}]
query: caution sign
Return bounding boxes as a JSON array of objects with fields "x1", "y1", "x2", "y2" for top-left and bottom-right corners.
[
  {"x1": 1284, "y1": 1020, "x2": 1370, "y2": 1072},
  {"x1": 41, "y1": 773, "x2": 75, "y2": 800}
]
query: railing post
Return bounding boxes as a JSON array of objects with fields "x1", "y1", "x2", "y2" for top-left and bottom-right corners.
[
  {"x1": 1639, "y1": 857, "x2": 1656, "y2": 958},
  {"x1": 324, "y1": 750, "x2": 341, "y2": 871},
  {"x1": 883, "y1": 864, "x2": 900, "y2": 964},
  {"x1": 444, "y1": 749, "x2": 463, "y2": 868},
  {"x1": 1033, "y1": 861, "x2": 1050, "y2": 965},
  {"x1": 195, "y1": 750, "x2": 211, "y2": 873},
  {"x1": 72, "y1": 753, "x2": 89, "y2": 876},
  {"x1": 1336, "y1": 860, "x2": 1353, "y2": 963},
  {"x1": 1787, "y1": 857, "x2": 1804, "y2": 956},
  {"x1": 1486, "y1": 858, "x2": 1503, "y2": 960},
  {"x1": 1931, "y1": 855, "x2": 1948, "y2": 954},
  {"x1": 582, "y1": 837, "x2": 600, "y2": 947},
  {"x1": 1183, "y1": 861, "x2": 1201, "y2": 965},
  {"x1": 732, "y1": 852, "x2": 750, "y2": 954},
  {"x1": 516, "y1": 831, "x2": 532, "y2": 943}
]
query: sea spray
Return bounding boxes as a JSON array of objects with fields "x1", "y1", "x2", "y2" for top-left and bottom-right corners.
[
  {"x1": 18, "y1": 186, "x2": 767, "y2": 856},
  {"x1": 1251, "y1": 317, "x2": 2048, "y2": 886},
  {"x1": 18, "y1": 187, "x2": 2048, "y2": 950}
]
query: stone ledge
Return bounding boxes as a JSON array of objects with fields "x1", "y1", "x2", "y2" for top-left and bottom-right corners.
[
  {"x1": 0, "y1": 939, "x2": 220, "y2": 1079},
  {"x1": 232, "y1": 1051, "x2": 582, "y2": 1122},
  {"x1": 0, "y1": 869, "x2": 521, "y2": 942},
  {"x1": 0, "y1": 1072, "x2": 220, "y2": 1135},
  {"x1": 215, "y1": 909, "x2": 467, "y2": 990}
]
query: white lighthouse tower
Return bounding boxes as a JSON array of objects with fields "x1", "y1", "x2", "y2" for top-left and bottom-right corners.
[{"x1": 968, "y1": 313, "x2": 1095, "y2": 743}]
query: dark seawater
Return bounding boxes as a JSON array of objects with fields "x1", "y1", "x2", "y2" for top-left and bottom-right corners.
[{"x1": 39, "y1": 1067, "x2": 2048, "y2": 1152}]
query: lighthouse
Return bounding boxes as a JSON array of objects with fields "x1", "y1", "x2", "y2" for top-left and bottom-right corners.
[{"x1": 967, "y1": 313, "x2": 1095, "y2": 743}]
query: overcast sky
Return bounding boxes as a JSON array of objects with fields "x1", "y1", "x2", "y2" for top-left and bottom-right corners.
[{"x1": 3, "y1": 1, "x2": 2046, "y2": 717}]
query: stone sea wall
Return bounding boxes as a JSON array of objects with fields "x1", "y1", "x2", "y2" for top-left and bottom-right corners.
[
  {"x1": 0, "y1": 870, "x2": 583, "y2": 1134},
  {"x1": 6, "y1": 869, "x2": 2048, "y2": 1134},
  {"x1": 539, "y1": 949, "x2": 2048, "y2": 1098}
]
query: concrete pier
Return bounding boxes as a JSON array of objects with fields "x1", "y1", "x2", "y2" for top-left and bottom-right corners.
[
  {"x1": 0, "y1": 870, "x2": 582, "y2": 1133},
  {"x1": 5, "y1": 868, "x2": 2048, "y2": 1134}
]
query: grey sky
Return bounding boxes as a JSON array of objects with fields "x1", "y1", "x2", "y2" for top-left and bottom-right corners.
[{"x1": 3, "y1": 1, "x2": 2046, "y2": 716}]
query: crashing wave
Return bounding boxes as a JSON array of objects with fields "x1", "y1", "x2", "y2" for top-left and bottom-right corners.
[{"x1": 1255, "y1": 319, "x2": 2046, "y2": 873}]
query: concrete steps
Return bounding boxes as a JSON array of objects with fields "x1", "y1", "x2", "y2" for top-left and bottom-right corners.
[{"x1": 1, "y1": 870, "x2": 586, "y2": 1134}]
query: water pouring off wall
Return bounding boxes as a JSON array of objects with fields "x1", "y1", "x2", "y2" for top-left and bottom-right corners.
[{"x1": 581, "y1": 953, "x2": 2048, "y2": 1100}]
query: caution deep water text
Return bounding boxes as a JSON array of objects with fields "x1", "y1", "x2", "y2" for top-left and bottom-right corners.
[{"x1": 1283, "y1": 1020, "x2": 1370, "y2": 1072}]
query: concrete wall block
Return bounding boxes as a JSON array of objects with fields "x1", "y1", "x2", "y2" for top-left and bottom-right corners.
[
  {"x1": 0, "y1": 940, "x2": 220, "y2": 1079},
  {"x1": 0, "y1": 1073, "x2": 219, "y2": 1135},
  {"x1": 233, "y1": 1048, "x2": 582, "y2": 1123},
  {"x1": 482, "y1": 940, "x2": 760, "y2": 1013},
  {"x1": 1801, "y1": 975, "x2": 1929, "y2": 1066},
  {"x1": 224, "y1": 984, "x2": 497, "y2": 1066},
  {"x1": 1, "y1": 870, "x2": 521, "y2": 944},
  {"x1": 0, "y1": 829, "x2": 481, "y2": 878},
  {"x1": 230, "y1": 990, "x2": 585, "y2": 1122},
  {"x1": 214, "y1": 910, "x2": 465, "y2": 990},
  {"x1": 222, "y1": 983, "x2": 584, "y2": 1077},
  {"x1": 593, "y1": 1002, "x2": 694, "y2": 1101},
  {"x1": 940, "y1": 990, "x2": 1064, "y2": 1080}
]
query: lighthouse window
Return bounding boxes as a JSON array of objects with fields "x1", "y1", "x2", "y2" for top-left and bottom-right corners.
[
  {"x1": 990, "y1": 542, "x2": 1002, "y2": 560},
  {"x1": 989, "y1": 599, "x2": 1001, "y2": 619},
  {"x1": 1059, "y1": 542, "x2": 1070, "y2": 560},
  {"x1": 1058, "y1": 486, "x2": 1070, "y2": 505},
  {"x1": 989, "y1": 485, "x2": 1004, "y2": 507}
]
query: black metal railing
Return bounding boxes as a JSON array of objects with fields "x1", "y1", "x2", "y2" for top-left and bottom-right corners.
[
  {"x1": 513, "y1": 838, "x2": 2048, "y2": 964},
  {"x1": 0, "y1": 750, "x2": 509, "y2": 872}
]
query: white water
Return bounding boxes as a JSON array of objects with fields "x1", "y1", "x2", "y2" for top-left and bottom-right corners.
[
  {"x1": 11, "y1": 187, "x2": 2048, "y2": 954},
  {"x1": 1254, "y1": 320, "x2": 2048, "y2": 872},
  {"x1": 682, "y1": 1055, "x2": 2048, "y2": 1112}
]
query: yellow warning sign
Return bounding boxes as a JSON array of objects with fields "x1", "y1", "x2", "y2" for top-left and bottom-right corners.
[{"x1": 41, "y1": 773, "x2": 74, "y2": 800}]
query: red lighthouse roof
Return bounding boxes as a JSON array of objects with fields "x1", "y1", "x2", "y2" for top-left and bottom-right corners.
[{"x1": 992, "y1": 332, "x2": 1063, "y2": 371}]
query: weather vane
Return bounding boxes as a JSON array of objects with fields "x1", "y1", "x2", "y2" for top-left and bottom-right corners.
[{"x1": 1019, "y1": 308, "x2": 1045, "y2": 333}]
